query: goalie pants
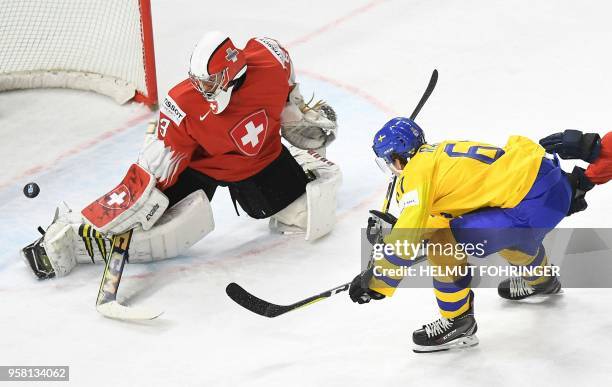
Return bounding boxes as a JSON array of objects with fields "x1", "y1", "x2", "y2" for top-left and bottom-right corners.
[
  {"x1": 163, "y1": 145, "x2": 309, "y2": 219},
  {"x1": 430, "y1": 157, "x2": 572, "y2": 318}
]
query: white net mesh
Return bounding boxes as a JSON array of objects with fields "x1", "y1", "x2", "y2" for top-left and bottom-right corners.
[{"x1": 0, "y1": 0, "x2": 150, "y2": 103}]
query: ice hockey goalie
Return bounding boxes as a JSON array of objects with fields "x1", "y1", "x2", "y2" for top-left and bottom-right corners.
[{"x1": 21, "y1": 31, "x2": 342, "y2": 279}]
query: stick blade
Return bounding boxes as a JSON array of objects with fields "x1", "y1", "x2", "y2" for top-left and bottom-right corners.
[
  {"x1": 97, "y1": 301, "x2": 163, "y2": 321},
  {"x1": 225, "y1": 283, "x2": 285, "y2": 318}
]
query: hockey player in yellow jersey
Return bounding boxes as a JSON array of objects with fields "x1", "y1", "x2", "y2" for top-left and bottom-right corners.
[{"x1": 349, "y1": 117, "x2": 571, "y2": 353}]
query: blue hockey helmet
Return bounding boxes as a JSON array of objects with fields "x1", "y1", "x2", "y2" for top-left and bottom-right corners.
[{"x1": 372, "y1": 117, "x2": 425, "y2": 165}]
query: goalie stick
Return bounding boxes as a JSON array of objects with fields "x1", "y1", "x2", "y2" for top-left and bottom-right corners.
[
  {"x1": 226, "y1": 70, "x2": 439, "y2": 318},
  {"x1": 96, "y1": 229, "x2": 163, "y2": 321}
]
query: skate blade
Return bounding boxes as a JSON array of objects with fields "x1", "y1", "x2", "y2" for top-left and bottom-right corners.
[
  {"x1": 413, "y1": 335, "x2": 479, "y2": 353},
  {"x1": 516, "y1": 289, "x2": 564, "y2": 303}
]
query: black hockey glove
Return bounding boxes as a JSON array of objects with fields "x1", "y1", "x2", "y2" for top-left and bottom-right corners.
[
  {"x1": 566, "y1": 166, "x2": 595, "y2": 215},
  {"x1": 349, "y1": 266, "x2": 386, "y2": 304},
  {"x1": 539, "y1": 130, "x2": 601, "y2": 163},
  {"x1": 366, "y1": 210, "x2": 398, "y2": 245}
]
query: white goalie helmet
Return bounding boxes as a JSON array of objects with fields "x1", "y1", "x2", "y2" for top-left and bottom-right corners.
[{"x1": 188, "y1": 31, "x2": 247, "y2": 114}]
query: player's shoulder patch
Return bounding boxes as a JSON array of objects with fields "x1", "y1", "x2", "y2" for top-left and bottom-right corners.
[
  {"x1": 160, "y1": 93, "x2": 187, "y2": 126},
  {"x1": 253, "y1": 37, "x2": 290, "y2": 69},
  {"x1": 398, "y1": 189, "x2": 420, "y2": 210}
]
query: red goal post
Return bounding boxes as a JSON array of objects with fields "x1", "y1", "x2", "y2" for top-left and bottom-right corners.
[{"x1": 0, "y1": 0, "x2": 158, "y2": 108}]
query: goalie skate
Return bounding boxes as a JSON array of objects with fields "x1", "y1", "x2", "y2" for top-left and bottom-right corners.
[{"x1": 21, "y1": 233, "x2": 55, "y2": 280}]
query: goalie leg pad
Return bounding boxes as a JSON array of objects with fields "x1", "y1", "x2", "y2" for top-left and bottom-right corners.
[
  {"x1": 34, "y1": 204, "x2": 84, "y2": 277},
  {"x1": 270, "y1": 146, "x2": 342, "y2": 241},
  {"x1": 128, "y1": 190, "x2": 214, "y2": 262},
  {"x1": 305, "y1": 163, "x2": 342, "y2": 241},
  {"x1": 269, "y1": 194, "x2": 308, "y2": 235},
  {"x1": 37, "y1": 191, "x2": 214, "y2": 277},
  {"x1": 77, "y1": 190, "x2": 215, "y2": 263}
]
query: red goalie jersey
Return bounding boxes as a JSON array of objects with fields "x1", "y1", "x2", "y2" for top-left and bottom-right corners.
[{"x1": 155, "y1": 37, "x2": 293, "y2": 188}]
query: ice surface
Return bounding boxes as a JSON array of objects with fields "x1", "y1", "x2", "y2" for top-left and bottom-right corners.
[{"x1": 0, "y1": 1, "x2": 611, "y2": 386}]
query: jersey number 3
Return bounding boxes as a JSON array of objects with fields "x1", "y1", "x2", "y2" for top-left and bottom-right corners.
[
  {"x1": 158, "y1": 118, "x2": 170, "y2": 138},
  {"x1": 444, "y1": 143, "x2": 505, "y2": 164}
]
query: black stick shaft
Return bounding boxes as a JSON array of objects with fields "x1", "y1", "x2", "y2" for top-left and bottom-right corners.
[
  {"x1": 410, "y1": 69, "x2": 438, "y2": 121},
  {"x1": 382, "y1": 69, "x2": 438, "y2": 213}
]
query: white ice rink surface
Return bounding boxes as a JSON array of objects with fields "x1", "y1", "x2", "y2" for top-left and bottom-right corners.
[{"x1": 1, "y1": 1, "x2": 612, "y2": 386}]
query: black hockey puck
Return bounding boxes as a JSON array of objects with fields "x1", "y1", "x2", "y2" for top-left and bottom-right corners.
[{"x1": 23, "y1": 182, "x2": 40, "y2": 198}]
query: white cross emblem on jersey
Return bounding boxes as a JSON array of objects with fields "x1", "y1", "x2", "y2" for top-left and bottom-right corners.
[
  {"x1": 226, "y1": 48, "x2": 238, "y2": 63},
  {"x1": 229, "y1": 109, "x2": 269, "y2": 156},
  {"x1": 241, "y1": 121, "x2": 264, "y2": 147},
  {"x1": 107, "y1": 191, "x2": 126, "y2": 206}
]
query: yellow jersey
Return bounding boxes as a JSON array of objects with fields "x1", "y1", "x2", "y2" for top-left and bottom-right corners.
[{"x1": 371, "y1": 135, "x2": 545, "y2": 295}]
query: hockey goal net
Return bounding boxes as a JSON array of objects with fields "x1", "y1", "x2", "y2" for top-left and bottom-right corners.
[{"x1": 0, "y1": 0, "x2": 158, "y2": 107}]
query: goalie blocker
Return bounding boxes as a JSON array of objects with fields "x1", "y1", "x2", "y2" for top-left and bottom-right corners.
[
  {"x1": 22, "y1": 145, "x2": 340, "y2": 279},
  {"x1": 22, "y1": 164, "x2": 215, "y2": 278}
]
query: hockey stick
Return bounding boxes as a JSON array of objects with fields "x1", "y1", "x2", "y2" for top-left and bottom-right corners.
[
  {"x1": 226, "y1": 282, "x2": 351, "y2": 318},
  {"x1": 226, "y1": 255, "x2": 427, "y2": 318},
  {"x1": 96, "y1": 229, "x2": 163, "y2": 321},
  {"x1": 410, "y1": 69, "x2": 439, "y2": 122},
  {"x1": 381, "y1": 69, "x2": 438, "y2": 213},
  {"x1": 226, "y1": 71, "x2": 438, "y2": 318}
]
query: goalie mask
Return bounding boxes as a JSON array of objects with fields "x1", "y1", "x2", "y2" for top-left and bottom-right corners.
[{"x1": 189, "y1": 31, "x2": 247, "y2": 114}]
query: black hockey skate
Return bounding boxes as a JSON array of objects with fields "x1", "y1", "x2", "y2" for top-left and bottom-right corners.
[
  {"x1": 21, "y1": 235, "x2": 55, "y2": 280},
  {"x1": 497, "y1": 274, "x2": 562, "y2": 301},
  {"x1": 412, "y1": 294, "x2": 478, "y2": 353}
]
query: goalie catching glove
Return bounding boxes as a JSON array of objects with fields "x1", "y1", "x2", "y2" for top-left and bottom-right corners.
[{"x1": 281, "y1": 84, "x2": 338, "y2": 155}]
